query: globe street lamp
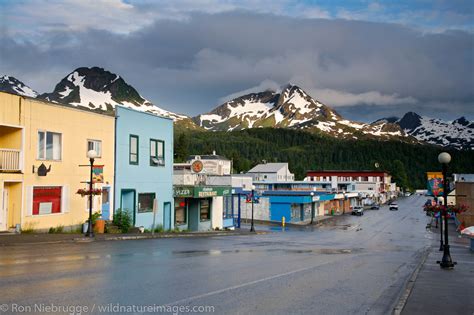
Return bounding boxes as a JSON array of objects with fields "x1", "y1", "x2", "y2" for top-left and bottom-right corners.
[
  {"x1": 250, "y1": 185, "x2": 256, "y2": 232},
  {"x1": 438, "y1": 152, "x2": 455, "y2": 269},
  {"x1": 310, "y1": 192, "x2": 315, "y2": 225},
  {"x1": 85, "y1": 149, "x2": 98, "y2": 237}
]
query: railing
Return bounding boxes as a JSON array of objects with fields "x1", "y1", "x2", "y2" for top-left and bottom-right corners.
[{"x1": 0, "y1": 148, "x2": 21, "y2": 171}]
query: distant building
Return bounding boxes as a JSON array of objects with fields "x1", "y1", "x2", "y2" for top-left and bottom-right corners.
[
  {"x1": 246, "y1": 163, "x2": 294, "y2": 182},
  {"x1": 454, "y1": 174, "x2": 474, "y2": 227},
  {"x1": 453, "y1": 174, "x2": 474, "y2": 183},
  {"x1": 304, "y1": 170, "x2": 396, "y2": 203}
]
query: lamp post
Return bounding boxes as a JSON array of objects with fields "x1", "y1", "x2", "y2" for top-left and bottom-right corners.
[
  {"x1": 310, "y1": 192, "x2": 315, "y2": 225},
  {"x1": 438, "y1": 195, "x2": 444, "y2": 251},
  {"x1": 85, "y1": 149, "x2": 98, "y2": 237},
  {"x1": 438, "y1": 152, "x2": 455, "y2": 269},
  {"x1": 250, "y1": 185, "x2": 256, "y2": 232}
]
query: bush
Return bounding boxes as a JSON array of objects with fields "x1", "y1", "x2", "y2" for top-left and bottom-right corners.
[
  {"x1": 48, "y1": 225, "x2": 64, "y2": 234},
  {"x1": 153, "y1": 224, "x2": 164, "y2": 233},
  {"x1": 86, "y1": 211, "x2": 102, "y2": 225},
  {"x1": 113, "y1": 209, "x2": 132, "y2": 233}
]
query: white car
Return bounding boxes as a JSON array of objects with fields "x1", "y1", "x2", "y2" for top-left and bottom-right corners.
[
  {"x1": 352, "y1": 206, "x2": 364, "y2": 216},
  {"x1": 389, "y1": 203, "x2": 399, "y2": 211}
]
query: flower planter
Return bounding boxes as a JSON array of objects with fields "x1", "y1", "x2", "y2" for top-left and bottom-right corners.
[{"x1": 94, "y1": 219, "x2": 105, "y2": 234}]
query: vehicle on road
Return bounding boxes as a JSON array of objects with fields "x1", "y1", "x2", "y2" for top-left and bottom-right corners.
[
  {"x1": 370, "y1": 204, "x2": 380, "y2": 210},
  {"x1": 389, "y1": 203, "x2": 399, "y2": 211},
  {"x1": 352, "y1": 206, "x2": 364, "y2": 216}
]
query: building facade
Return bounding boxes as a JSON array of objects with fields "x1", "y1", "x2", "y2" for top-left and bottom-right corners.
[
  {"x1": 114, "y1": 106, "x2": 174, "y2": 230},
  {"x1": 0, "y1": 92, "x2": 114, "y2": 231},
  {"x1": 304, "y1": 170, "x2": 396, "y2": 204},
  {"x1": 246, "y1": 163, "x2": 295, "y2": 182}
]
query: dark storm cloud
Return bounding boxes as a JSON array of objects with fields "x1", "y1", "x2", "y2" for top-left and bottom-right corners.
[{"x1": 0, "y1": 12, "x2": 473, "y2": 119}]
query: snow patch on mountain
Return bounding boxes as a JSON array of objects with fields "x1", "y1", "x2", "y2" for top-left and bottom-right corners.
[{"x1": 0, "y1": 75, "x2": 38, "y2": 98}]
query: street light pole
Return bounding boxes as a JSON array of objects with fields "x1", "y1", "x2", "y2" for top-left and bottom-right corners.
[
  {"x1": 438, "y1": 194, "x2": 444, "y2": 251},
  {"x1": 438, "y1": 152, "x2": 455, "y2": 269},
  {"x1": 310, "y1": 192, "x2": 315, "y2": 225},
  {"x1": 85, "y1": 150, "x2": 97, "y2": 238},
  {"x1": 250, "y1": 185, "x2": 256, "y2": 232}
]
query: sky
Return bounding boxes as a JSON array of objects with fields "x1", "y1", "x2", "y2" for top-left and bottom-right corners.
[{"x1": 0, "y1": 0, "x2": 473, "y2": 122}]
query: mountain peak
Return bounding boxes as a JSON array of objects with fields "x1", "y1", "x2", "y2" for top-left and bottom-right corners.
[
  {"x1": 0, "y1": 75, "x2": 38, "y2": 98},
  {"x1": 398, "y1": 112, "x2": 422, "y2": 131},
  {"x1": 36, "y1": 67, "x2": 189, "y2": 121}
]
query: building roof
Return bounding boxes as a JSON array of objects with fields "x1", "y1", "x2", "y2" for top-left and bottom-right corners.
[
  {"x1": 247, "y1": 163, "x2": 289, "y2": 173},
  {"x1": 307, "y1": 170, "x2": 389, "y2": 176},
  {"x1": 187, "y1": 154, "x2": 230, "y2": 161}
]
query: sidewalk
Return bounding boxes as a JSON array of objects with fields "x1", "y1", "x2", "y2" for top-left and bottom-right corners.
[
  {"x1": 398, "y1": 221, "x2": 474, "y2": 315},
  {"x1": 0, "y1": 229, "x2": 261, "y2": 246}
]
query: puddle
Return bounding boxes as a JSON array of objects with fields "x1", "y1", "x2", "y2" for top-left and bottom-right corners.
[{"x1": 171, "y1": 248, "x2": 358, "y2": 257}]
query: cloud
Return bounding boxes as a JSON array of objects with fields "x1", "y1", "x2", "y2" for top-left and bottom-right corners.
[
  {"x1": 308, "y1": 89, "x2": 418, "y2": 107},
  {"x1": 0, "y1": 11, "x2": 472, "y2": 120},
  {"x1": 218, "y1": 80, "x2": 281, "y2": 103}
]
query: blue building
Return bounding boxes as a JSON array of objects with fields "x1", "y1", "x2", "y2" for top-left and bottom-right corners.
[{"x1": 114, "y1": 106, "x2": 174, "y2": 229}]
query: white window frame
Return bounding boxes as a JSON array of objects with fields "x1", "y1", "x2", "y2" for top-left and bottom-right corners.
[
  {"x1": 37, "y1": 130, "x2": 62, "y2": 161},
  {"x1": 87, "y1": 139, "x2": 102, "y2": 158}
]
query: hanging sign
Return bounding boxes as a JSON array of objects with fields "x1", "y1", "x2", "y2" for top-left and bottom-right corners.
[{"x1": 92, "y1": 165, "x2": 104, "y2": 183}]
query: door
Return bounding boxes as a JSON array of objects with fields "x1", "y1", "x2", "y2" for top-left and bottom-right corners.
[
  {"x1": 101, "y1": 186, "x2": 111, "y2": 220},
  {"x1": 163, "y1": 202, "x2": 171, "y2": 230},
  {"x1": 120, "y1": 189, "x2": 136, "y2": 226},
  {"x1": 1, "y1": 188, "x2": 8, "y2": 231}
]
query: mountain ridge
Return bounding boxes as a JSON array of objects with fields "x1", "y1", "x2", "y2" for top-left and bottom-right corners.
[{"x1": 1, "y1": 68, "x2": 471, "y2": 149}]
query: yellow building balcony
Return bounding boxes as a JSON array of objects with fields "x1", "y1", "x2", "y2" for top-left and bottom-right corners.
[{"x1": 0, "y1": 125, "x2": 23, "y2": 173}]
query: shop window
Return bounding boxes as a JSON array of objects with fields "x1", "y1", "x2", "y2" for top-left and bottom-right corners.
[
  {"x1": 175, "y1": 198, "x2": 187, "y2": 225},
  {"x1": 150, "y1": 139, "x2": 165, "y2": 166},
  {"x1": 129, "y1": 135, "x2": 139, "y2": 165},
  {"x1": 200, "y1": 199, "x2": 211, "y2": 221},
  {"x1": 33, "y1": 186, "x2": 62, "y2": 215},
  {"x1": 87, "y1": 139, "x2": 102, "y2": 157},
  {"x1": 38, "y1": 131, "x2": 62, "y2": 160},
  {"x1": 138, "y1": 193, "x2": 155, "y2": 213}
]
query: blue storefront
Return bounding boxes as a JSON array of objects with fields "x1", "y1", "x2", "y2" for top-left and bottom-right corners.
[
  {"x1": 114, "y1": 106, "x2": 174, "y2": 229},
  {"x1": 264, "y1": 191, "x2": 336, "y2": 223}
]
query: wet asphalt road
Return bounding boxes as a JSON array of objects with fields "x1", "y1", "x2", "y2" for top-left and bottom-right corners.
[{"x1": 0, "y1": 195, "x2": 432, "y2": 315}]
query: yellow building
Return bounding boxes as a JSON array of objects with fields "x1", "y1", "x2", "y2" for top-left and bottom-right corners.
[{"x1": 0, "y1": 92, "x2": 114, "y2": 232}]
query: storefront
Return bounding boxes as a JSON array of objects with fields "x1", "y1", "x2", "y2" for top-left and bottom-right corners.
[{"x1": 173, "y1": 185, "x2": 231, "y2": 231}]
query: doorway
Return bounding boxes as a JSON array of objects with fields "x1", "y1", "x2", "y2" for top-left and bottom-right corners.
[
  {"x1": 1, "y1": 188, "x2": 8, "y2": 231},
  {"x1": 120, "y1": 189, "x2": 136, "y2": 226},
  {"x1": 163, "y1": 202, "x2": 171, "y2": 230},
  {"x1": 101, "y1": 186, "x2": 111, "y2": 220}
]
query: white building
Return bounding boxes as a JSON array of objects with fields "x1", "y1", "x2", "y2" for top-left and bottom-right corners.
[{"x1": 246, "y1": 163, "x2": 295, "y2": 182}]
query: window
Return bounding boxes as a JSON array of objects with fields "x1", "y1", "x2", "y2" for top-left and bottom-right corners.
[
  {"x1": 138, "y1": 193, "x2": 155, "y2": 213},
  {"x1": 175, "y1": 198, "x2": 187, "y2": 225},
  {"x1": 87, "y1": 139, "x2": 102, "y2": 157},
  {"x1": 33, "y1": 187, "x2": 62, "y2": 215},
  {"x1": 200, "y1": 199, "x2": 211, "y2": 221},
  {"x1": 129, "y1": 135, "x2": 139, "y2": 165},
  {"x1": 150, "y1": 139, "x2": 165, "y2": 166},
  {"x1": 38, "y1": 131, "x2": 62, "y2": 160}
]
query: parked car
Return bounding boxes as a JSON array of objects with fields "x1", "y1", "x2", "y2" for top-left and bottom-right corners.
[
  {"x1": 352, "y1": 206, "x2": 364, "y2": 216},
  {"x1": 370, "y1": 204, "x2": 380, "y2": 210},
  {"x1": 389, "y1": 203, "x2": 399, "y2": 211}
]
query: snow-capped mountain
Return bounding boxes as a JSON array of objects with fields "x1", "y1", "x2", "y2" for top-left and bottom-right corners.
[
  {"x1": 0, "y1": 75, "x2": 38, "y2": 98},
  {"x1": 195, "y1": 85, "x2": 410, "y2": 141},
  {"x1": 397, "y1": 112, "x2": 473, "y2": 150},
  {"x1": 39, "y1": 67, "x2": 188, "y2": 121}
]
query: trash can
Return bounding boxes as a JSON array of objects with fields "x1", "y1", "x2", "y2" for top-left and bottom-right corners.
[
  {"x1": 83, "y1": 222, "x2": 89, "y2": 234},
  {"x1": 331, "y1": 209, "x2": 335, "y2": 216},
  {"x1": 94, "y1": 219, "x2": 105, "y2": 234}
]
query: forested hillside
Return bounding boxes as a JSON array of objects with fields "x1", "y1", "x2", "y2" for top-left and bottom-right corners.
[{"x1": 174, "y1": 128, "x2": 474, "y2": 189}]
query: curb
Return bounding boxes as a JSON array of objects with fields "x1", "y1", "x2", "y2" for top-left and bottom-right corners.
[
  {"x1": 0, "y1": 230, "x2": 268, "y2": 246},
  {"x1": 392, "y1": 247, "x2": 431, "y2": 315}
]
